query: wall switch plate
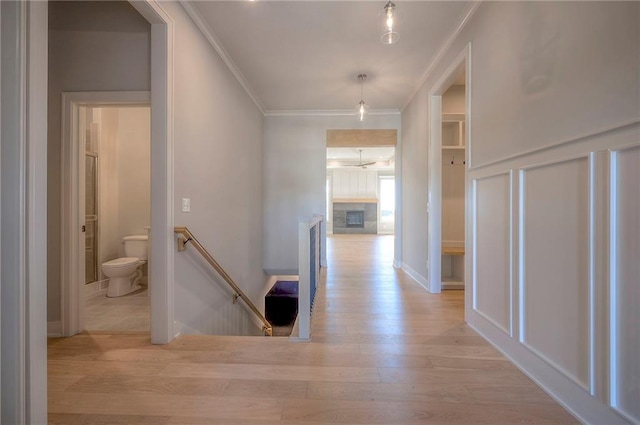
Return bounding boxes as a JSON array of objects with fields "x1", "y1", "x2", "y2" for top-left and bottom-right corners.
[{"x1": 181, "y1": 197, "x2": 191, "y2": 213}]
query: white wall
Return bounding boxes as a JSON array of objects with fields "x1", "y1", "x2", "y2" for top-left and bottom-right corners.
[
  {"x1": 47, "y1": 0, "x2": 150, "y2": 322},
  {"x1": 401, "y1": 2, "x2": 639, "y2": 424},
  {"x1": 165, "y1": 2, "x2": 267, "y2": 335},
  {"x1": 95, "y1": 106, "x2": 150, "y2": 278},
  {"x1": 331, "y1": 169, "x2": 379, "y2": 199},
  {"x1": 116, "y1": 107, "x2": 151, "y2": 242},
  {"x1": 263, "y1": 114, "x2": 401, "y2": 274},
  {"x1": 96, "y1": 108, "x2": 120, "y2": 270},
  {"x1": 442, "y1": 84, "x2": 465, "y2": 114}
]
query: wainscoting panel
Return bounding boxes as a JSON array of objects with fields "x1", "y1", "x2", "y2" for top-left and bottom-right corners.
[
  {"x1": 610, "y1": 145, "x2": 640, "y2": 424},
  {"x1": 467, "y1": 122, "x2": 639, "y2": 424},
  {"x1": 473, "y1": 172, "x2": 511, "y2": 334},
  {"x1": 521, "y1": 157, "x2": 591, "y2": 390}
]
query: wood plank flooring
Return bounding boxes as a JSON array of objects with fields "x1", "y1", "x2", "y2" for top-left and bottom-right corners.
[{"x1": 48, "y1": 235, "x2": 577, "y2": 424}]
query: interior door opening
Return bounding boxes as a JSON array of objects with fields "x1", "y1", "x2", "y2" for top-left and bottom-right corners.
[{"x1": 428, "y1": 50, "x2": 469, "y2": 294}]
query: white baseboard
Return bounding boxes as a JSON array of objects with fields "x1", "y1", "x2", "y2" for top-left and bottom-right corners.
[
  {"x1": 393, "y1": 259, "x2": 402, "y2": 269},
  {"x1": 47, "y1": 321, "x2": 62, "y2": 338},
  {"x1": 469, "y1": 314, "x2": 631, "y2": 425},
  {"x1": 401, "y1": 262, "x2": 430, "y2": 291},
  {"x1": 85, "y1": 279, "x2": 109, "y2": 299}
]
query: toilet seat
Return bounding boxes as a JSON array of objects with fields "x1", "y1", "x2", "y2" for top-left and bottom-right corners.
[{"x1": 102, "y1": 257, "x2": 139, "y2": 268}]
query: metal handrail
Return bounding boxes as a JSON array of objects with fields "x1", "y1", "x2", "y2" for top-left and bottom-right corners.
[{"x1": 174, "y1": 227, "x2": 273, "y2": 336}]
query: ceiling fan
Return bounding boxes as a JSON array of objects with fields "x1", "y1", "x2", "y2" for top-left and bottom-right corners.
[{"x1": 346, "y1": 149, "x2": 376, "y2": 169}]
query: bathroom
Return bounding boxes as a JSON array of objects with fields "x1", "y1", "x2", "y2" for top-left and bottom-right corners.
[{"x1": 83, "y1": 105, "x2": 151, "y2": 331}]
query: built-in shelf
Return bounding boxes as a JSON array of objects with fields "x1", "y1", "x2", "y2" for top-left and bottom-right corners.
[
  {"x1": 442, "y1": 246, "x2": 464, "y2": 256},
  {"x1": 442, "y1": 113, "x2": 465, "y2": 122},
  {"x1": 441, "y1": 111, "x2": 466, "y2": 290}
]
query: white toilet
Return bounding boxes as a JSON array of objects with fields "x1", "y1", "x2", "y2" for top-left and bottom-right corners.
[{"x1": 101, "y1": 235, "x2": 148, "y2": 297}]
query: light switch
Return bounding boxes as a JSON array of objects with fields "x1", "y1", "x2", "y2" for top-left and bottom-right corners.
[{"x1": 181, "y1": 197, "x2": 191, "y2": 213}]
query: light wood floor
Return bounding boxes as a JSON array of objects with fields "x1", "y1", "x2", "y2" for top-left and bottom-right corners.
[{"x1": 48, "y1": 235, "x2": 577, "y2": 424}]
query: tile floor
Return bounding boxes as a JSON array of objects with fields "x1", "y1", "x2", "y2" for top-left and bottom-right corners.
[{"x1": 84, "y1": 287, "x2": 150, "y2": 331}]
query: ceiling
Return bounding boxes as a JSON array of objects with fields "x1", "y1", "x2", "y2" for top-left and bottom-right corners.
[
  {"x1": 190, "y1": 1, "x2": 473, "y2": 113},
  {"x1": 327, "y1": 147, "x2": 395, "y2": 170}
]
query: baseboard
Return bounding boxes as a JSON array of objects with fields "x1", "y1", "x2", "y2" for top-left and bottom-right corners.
[
  {"x1": 47, "y1": 321, "x2": 62, "y2": 338},
  {"x1": 469, "y1": 313, "x2": 630, "y2": 425},
  {"x1": 401, "y1": 262, "x2": 430, "y2": 291},
  {"x1": 393, "y1": 259, "x2": 402, "y2": 269},
  {"x1": 442, "y1": 282, "x2": 464, "y2": 290},
  {"x1": 85, "y1": 279, "x2": 109, "y2": 299}
]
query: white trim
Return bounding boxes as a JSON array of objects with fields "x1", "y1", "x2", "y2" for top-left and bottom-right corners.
[
  {"x1": 427, "y1": 43, "x2": 472, "y2": 295},
  {"x1": 129, "y1": 0, "x2": 176, "y2": 344},
  {"x1": 608, "y1": 149, "x2": 619, "y2": 410},
  {"x1": 402, "y1": 1, "x2": 481, "y2": 112},
  {"x1": 470, "y1": 170, "x2": 513, "y2": 336},
  {"x1": 179, "y1": 0, "x2": 265, "y2": 114},
  {"x1": 264, "y1": 109, "x2": 401, "y2": 117},
  {"x1": 0, "y1": 1, "x2": 47, "y2": 422},
  {"x1": 25, "y1": 3, "x2": 48, "y2": 422},
  {"x1": 47, "y1": 322, "x2": 62, "y2": 338},
  {"x1": 467, "y1": 138, "x2": 640, "y2": 424},
  {"x1": 401, "y1": 262, "x2": 430, "y2": 292},
  {"x1": 60, "y1": 91, "x2": 151, "y2": 338},
  {"x1": 427, "y1": 94, "x2": 443, "y2": 294},
  {"x1": 470, "y1": 118, "x2": 640, "y2": 171},
  {"x1": 470, "y1": 315, "x2": 629, "y2": 425},
  {"x1": 84, "y1": 279, "x2": 108, "y2": 300},
  {"x1": 518, "y1": 154, "x2": 593, "y2": 392},
  {"x1": 1, "y1": 2, "x2": 28, "y2": 422}
]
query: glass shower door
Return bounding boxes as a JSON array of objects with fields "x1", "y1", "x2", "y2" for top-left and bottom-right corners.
[{"x1": 85, "y1": 153, "x2": 98, "y2": 284}]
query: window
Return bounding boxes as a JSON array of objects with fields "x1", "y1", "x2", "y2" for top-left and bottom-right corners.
[{"x1": 379, "y1": 177, "x2": 395, "y2": 223}]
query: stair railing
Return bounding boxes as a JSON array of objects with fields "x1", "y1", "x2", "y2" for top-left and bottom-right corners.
[
  {"x1": 174, "y1": 227, "x2": 273, "y2": 336},
  {"x1": 294, "y1": 214, "x2": 324, "y2": 340}
]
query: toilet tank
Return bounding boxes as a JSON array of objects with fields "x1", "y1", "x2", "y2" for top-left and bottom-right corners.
[{"x1": 123, "y1": 235, "x2": 148, "y2": 260}]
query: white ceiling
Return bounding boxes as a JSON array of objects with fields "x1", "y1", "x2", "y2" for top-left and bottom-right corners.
[
  {"x1": 327, "y1": 147, "x2": 395, "y2": 169},
  {"x1": 190, "y1": 1, "x2": 473, "y2": 113}
]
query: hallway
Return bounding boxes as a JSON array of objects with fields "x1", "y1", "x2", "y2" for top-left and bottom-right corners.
[{"x1": 48, "y1": 235, "x2": 576, "y2": 424}]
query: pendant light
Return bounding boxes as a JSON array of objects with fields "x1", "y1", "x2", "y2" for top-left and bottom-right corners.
[
  {"x1": 355, "y1": 74, "x2": 369, "y2": 122},
  {"x1": 381, "y1": 1, "x2": 399, "y2": 45}
]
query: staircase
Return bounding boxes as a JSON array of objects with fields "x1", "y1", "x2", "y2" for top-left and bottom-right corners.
[{"x1": 265, "y1": 280, "x2": 299, "y2": 337}]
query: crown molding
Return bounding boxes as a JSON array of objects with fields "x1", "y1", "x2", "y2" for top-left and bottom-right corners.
[
  {"x1": 402, "y1": 1, "x2": 481, "y2": 112},
  {"x1": 264, "y1": 109, "x2": 401, "y2": 117},
  {"x1": 179, "y1": 0, "x2": 266, "y2": 114}
]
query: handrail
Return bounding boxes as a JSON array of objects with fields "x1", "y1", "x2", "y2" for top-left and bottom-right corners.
[{"x1": 174, "y1": 227, "x2": 272, "y2": 336}]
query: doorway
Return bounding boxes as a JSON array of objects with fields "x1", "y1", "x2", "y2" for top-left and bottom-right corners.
[
  {"x1": 61, "y1": 92, "x2": 151, "y2": 335},
  {"x1": 427, "y1": 46, "x2": 470, "y2": 294},
  {"x1": 85, "y1": 104, "x2": 151, "y2": 331},
  {"x1": 326, "y1": 146, "x2": 396, "y2": 237}
]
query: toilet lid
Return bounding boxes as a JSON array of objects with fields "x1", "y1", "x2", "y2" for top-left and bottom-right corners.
[{"x1": 103, "y1": 257, "x2": 139, "y2": 268}]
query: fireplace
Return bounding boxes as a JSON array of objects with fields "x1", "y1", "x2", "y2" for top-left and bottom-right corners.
[
  {"x1": 346, "y1": 210, "x2": 365, "y2": 228},
  {"x1": 333, "y1": 202, "x2": 377, "y2": 234}
]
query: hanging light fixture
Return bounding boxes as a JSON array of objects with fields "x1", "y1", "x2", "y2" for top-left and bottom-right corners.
[
  {"x1": 355, "y1": 74, "x2": 369, "y2": 122},
  {"x1": 381, "y1": 1, "x2": 399, "y2": 45}
]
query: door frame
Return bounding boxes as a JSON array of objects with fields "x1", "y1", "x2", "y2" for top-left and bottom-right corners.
[
  {"x1": 427, "y1": 43, "x2": 471, "y2": 294},
  {"x1": 60, "y1": 92, "x2": 151, "y2": 336},
  {"x1": 57, "y1": 0, "x2": 175, "y2": 343}
]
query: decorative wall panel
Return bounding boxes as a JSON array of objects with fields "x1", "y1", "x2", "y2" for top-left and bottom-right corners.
[
  {"x1": 521, "y1": 157, "x2": 590, "y2": 389},
  {"x1": 611, "y1": 146, "x2": 640, "y2": 423},
  {"x1": 474, "y1": 173, "x2": 511, "y2": 334}
]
